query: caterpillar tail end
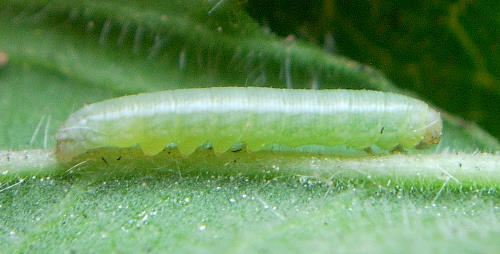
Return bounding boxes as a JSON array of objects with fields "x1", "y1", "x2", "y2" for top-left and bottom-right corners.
[{"x1": 416, "y1": 108, "x2": 443, "y2": 149}]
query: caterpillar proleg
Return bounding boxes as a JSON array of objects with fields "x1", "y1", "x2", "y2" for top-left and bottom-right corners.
[{"x1": 55, "y1": 87, "x2": 442, "y2": 162}]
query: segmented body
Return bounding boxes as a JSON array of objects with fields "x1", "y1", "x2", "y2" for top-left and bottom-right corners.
[{"x1": 55, "y1": 87, "x2": 442, "y2": 161}]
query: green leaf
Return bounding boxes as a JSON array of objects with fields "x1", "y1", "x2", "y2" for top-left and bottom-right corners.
[{"x1": 1, "y1": 0, "x2": 499, "y2": 253}]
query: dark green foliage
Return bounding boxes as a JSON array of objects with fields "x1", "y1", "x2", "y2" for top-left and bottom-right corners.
[{"x1": 246, "y1": 0, "x2": 500, "y2": 138}]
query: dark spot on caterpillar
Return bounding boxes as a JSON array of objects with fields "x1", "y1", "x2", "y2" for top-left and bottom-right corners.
[
  {"x1": 363, "y1": 147, "x2": 374, "y2": 155},
  {"x1": 101, "y1": 157, "x2": 108, "y2": 165},
  {"x1": 231, "y1": 147, "x2": 243, "y2": 153},
  {"x1": 116, "y1": 156, "x2": 121, "y2": 161},
  {"x1": 380, "y1": 127, "x2": 384, "y2": 134},
  {"x1": 459, "y1": 162, "x2": 462, "y2": 168},
  {"x1": 390, "y1": 145, "x2": 405, "y2": 154},
  {"x1": 6, "y1": 154, "x2": 10, "y2": 161},
  {"x1": 231, "y1": 144, "x2": 245, "y2": 153}
]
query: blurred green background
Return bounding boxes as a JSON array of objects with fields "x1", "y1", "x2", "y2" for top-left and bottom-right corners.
[{"x1": 246, "y1": 0, "x2": 500, "y2": 139}]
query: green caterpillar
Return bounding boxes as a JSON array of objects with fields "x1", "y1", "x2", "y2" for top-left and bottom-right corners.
[{"x1": 55, "y1": 87, "x2": 442, "y2": 162}]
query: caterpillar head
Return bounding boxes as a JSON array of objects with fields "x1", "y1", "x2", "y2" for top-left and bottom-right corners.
[
  {"x1": 416, "y1": 108, "x2": 442, "y2": 149},
  {"x1": 55, "y1": 128, "x2": 88, "y2": 163},
  {"x1": 55, "y1": 116, "x2": 94, "y2": 162}
]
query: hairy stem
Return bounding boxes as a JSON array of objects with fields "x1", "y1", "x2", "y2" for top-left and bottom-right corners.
[{"x1": 1, "y1": 148, "x2": 499, "y2": 186}]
